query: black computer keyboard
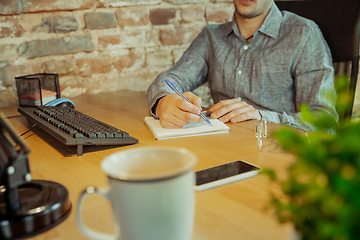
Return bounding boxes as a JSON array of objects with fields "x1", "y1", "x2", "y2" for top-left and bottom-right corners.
[{"x1": 18, "y1": 106, "x2": 139, "y2": 156}]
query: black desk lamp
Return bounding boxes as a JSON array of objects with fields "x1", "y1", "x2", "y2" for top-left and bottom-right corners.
[{"x1": 0, "y1": 113, "x2": 71, "y2": 239}]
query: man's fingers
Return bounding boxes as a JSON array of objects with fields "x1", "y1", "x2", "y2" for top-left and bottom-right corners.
[
  {"x1": 210, "y1": 102, "x2": 244, "y2": 119},
  {"x1": 183, "y1": 92, "x2": 202, "y2": 110},
  {"x1": 160, "y1": 111, "x2": 203, "y2": 128},
  {"x1": 156, "y1": 93, "x2": 203, "y2": 128},
  {"x1": 208, "y1": 98, "x2": 242, "y2": 118},
  {"x1": 229, "y1": 109, "x2": 261, "y2": 122},
  {"x1": 221, "y1": 108, "x2": 260, "y2": 123},
  {"x1": 208, "y1": 98, "x2": 260, "y2": 123},
  {"x1": 177, "y1": 92, "x2": 202, "y2": 114},
  {"x1": 159, "y1": 116, "x2": 186, "y2": 129}
]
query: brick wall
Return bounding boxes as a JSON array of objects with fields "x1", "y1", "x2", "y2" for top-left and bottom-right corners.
[
  {"x1": 1, "y1": 0, "x2": 359, "y2": 119},
  {"x1": 0, "y1": 0, "x2": 234, "y2": 107}
]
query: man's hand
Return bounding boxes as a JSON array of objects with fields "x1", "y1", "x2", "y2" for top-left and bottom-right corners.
[
  {"x1": 155, "y1": 92, "x2": 203, "y2": 128},
  {"x1": 208, "y1": 98, "x2": 261, "y2": 123}
]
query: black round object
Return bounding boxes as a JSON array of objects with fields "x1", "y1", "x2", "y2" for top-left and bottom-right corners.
[
  {"x1": 0, "y1": 180, "x2": 71, "y2": 239},
  {"x1": 56, "y1": 101, "x2": 75, "y2": 108}
]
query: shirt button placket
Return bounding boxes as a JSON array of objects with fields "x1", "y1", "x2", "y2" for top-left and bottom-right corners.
[{"x1": 236, "y1": 44, "x2": 248, "y2": 97}]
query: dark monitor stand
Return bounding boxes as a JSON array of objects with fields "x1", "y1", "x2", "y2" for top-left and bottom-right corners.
[{"x1": 0, "y1": 113, "x2": 71, "y2": 239}]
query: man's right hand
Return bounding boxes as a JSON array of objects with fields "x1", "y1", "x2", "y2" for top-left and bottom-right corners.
[{"x1": 155, "y1": 92, "x2": 204, "y2": 129}]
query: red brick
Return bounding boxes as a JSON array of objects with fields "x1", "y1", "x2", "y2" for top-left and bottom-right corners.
[
  {"x1": 0, "y1": 0, "x2": 20, "y2": 15},
  {"x1": 0, "y1": 18, "x2": 25, "y2": 38},
  {"x1": 146, "y1": 51, "x2": 173, "y2": 67},
  {"x1": 121, "y1": 30, "x2": 160, "y2": 47},
  {"x1": 160, "y1": 26, "x2": 202, "y2": 46},
  {"x1": 160, "y1": 28, "x2": 186, "y2": 45},
  {"x1": 181, "y1": 6, "x2": 205, "y2": 23},
  {"x1": 150, "y1": 8, "x2": 177, "y2": 25},
  {"x1": 76, "y1": 58, "x2": 113, "y2": 76},
  {"x1": 99, "y1": 30, "x2": 160, "y2": 50},
  {"x1": 116, "y1": 8, "x2": 149, "y2": 28},
  {"x1": 114, "y1": 50, "x2": 143, "y2": 73},
  {"x1": 182, "y1": 26, "x2": 204, "y2": 44},
  {"x1": 205, "y1": 4, "x2": 234, "y2": 23},
  {"x1": 98, "y1": 35, "x2": 121, "y2": 49},
  {"x1": 98, "y1": 0, "x2": 162, "y2": 8},
  {"x1": 22, "y1": 0, "x2": 95, "y2": 13}
]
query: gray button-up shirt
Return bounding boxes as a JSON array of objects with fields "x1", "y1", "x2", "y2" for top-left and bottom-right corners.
[{"x1": 147, "y1": 3, "x2": 338, "y2": 130}]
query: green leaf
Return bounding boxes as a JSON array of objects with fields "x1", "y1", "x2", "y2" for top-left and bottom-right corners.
[{"x1": 263, "y1": 75, "x2": 360, "y2": 240}]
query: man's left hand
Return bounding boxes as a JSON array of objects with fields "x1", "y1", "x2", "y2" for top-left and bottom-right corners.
[{"x1": 208, "y1": 98, "x2": 261, "y2": 123}]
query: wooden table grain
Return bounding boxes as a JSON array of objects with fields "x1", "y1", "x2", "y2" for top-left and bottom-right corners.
[{"x1": 0, "y1": 90, "x2": 298, "y2": 240}]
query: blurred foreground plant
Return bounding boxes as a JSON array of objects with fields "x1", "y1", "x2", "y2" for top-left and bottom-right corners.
[{"x1": 263, "y1": 76, "x2": 360, "y2": 240}]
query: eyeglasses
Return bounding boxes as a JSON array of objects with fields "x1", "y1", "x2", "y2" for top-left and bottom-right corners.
[
  {"x1": 255, "y1": 118, "x2": 311, "y2": 152},
  {"x1": 255, "y1": 117, "x2": 267, "y2": 151}
]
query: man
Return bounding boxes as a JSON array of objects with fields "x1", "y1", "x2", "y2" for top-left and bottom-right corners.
[{"x1": 147, "y1": 0, "x2": 338, "y2": 130}]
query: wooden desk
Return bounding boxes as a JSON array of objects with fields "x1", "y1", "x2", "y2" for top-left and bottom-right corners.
[{"x1": 1, "y1": 90, "x2": 297, "y2": 240}]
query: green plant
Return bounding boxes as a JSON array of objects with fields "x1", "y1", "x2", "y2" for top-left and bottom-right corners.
[{"x1": 264, "y1": 76, "x2": 360, "y2": 240}]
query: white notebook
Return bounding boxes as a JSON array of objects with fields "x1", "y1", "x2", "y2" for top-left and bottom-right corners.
[{"x1": 144, "y1": 116, "x2": 230, "y2": 140}]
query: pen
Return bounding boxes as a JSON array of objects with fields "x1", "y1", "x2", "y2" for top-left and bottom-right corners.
[{"x1": 165, "y1": 79, "x2": 211, "y2": 125}]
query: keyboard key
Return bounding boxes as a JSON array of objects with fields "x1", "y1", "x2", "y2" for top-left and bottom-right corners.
[
  {"x1": 97, "y1": 134, "x2": 105, "y2": 138},
  {"x1": 18, "y1": 106, "x2": 139, "y2": 157},
  {"x1": 69, "y1": 130, "x2": 77, "y2": 135},
  {"x1": 74, "y1": 133, "x2": 84, "y2": 138},
  {"x1": 89, "y1": 133, "x2": 97, "y2": 138},
  {"x1": 122, "y1": 132, "x2": 130, "y2": 138},
  {"x1": 33, "y1": 106, "x2": 134, "y2": 141}
]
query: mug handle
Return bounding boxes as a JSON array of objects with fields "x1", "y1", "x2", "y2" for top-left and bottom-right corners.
[{"x1": 77, "y1": 186, "x2": 116, "y2": 240}]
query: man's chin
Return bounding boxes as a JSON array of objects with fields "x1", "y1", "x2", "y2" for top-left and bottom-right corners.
[{"x1": 235, "y1": 9, "x2": 259, "y2": 20}]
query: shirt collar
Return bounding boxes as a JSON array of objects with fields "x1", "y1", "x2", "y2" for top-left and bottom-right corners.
[
  {"x1": 224, "y1": 2, "x2": 282, "y2": 40},
  {"x1": 258, "y1": 3, "x2": 282, "y2": 39}
]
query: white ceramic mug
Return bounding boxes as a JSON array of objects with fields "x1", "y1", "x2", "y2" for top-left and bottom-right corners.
[{"x1": 76, "y1": 146, "x2": 197, "y2": 240}]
